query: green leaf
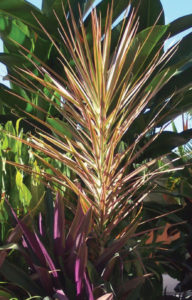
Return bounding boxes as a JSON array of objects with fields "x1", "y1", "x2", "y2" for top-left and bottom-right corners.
[
  {"x1": 166, "y1": 33, "x2": 192, "y2": 68},
  {"x1": 141, "y1": 130, "x2": 192, "y2": 160},
  {"x1": 158, "y1": 90, "x2": 192, "y2": 126},
  {"x1": 42, "y1": 0, "x2": 54, "y2": 16},
  {"x1": 0, "y1": 53, "x2": 28, "y2": 67},
  {"x1": 152, "y1": 64, "x2": 192, "y2": 122},
  {"x1": 0, "y1": 0, "x2": 47, "y2": 36},
  {"x1": 168, "y1": 14, "x2": 192, "y2": 37},
  {"x1": 0, "y1": 16, "x2": 33, "y2": 53},
  {"x1": 16, "y1": 170, "x2": 32, "y2": 207},
  {"x1": 129, "y1": 25, "x2": 168, "y2": 77},
  {"x1": 0, "y1": 84, "x2": 32, "y2": 112},
  {"x1": 130, "y1": 0, "x2": 165, "y2": 31}
]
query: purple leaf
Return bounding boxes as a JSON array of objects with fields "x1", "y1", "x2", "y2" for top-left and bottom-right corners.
[
  {"x1": 76, "y1": 239, "x2": 88, "y2": 281},
  {"x1": 84, "y1": 271, "x2": 94, "y2": 300},
  {"x1": 65, "y1": 200, "x2": 85, "y2": 249},
  {"x1": 75, "y1": 257, "x2": 83, "y2": 296},
  {"x1": 75, "y1": 257, "x2": 81, "y2": 283},
  {"x1": 34, "y1": 265, "x2": 53, "y2": 295},
  {"x1": 7, "y1": 201, "x2": 59, "y2": 282},
  {"x1": 34, "y1": 232, "x2": 59, "y2": 280},
  {"x1": 96, "y1": 236, "x2": 127, "y2": 272},
  {"x1": 65, "y1": 205, "x2": 92, "y2": 277},
  {"x1": 9, "y1": 204, "x2": 48, "y2": 267},
  {"x1": 53, "y1": 192, "x2": 65, "y2": 257}
]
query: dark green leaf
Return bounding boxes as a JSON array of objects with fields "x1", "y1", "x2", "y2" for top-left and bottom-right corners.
[
  {"x1": 130, "y1": 0, "x2": 165, "y2": 31},
  {"x1": 142, "y1": 130, "x2": 192, "y2": 160},
  {"x1": 168, "y1": 14, "x2": 192, "y2": 38}
]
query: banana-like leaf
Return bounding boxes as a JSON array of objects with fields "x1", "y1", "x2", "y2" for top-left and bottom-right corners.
[
  {"x1": 120, "y1": 24, "x2": 168, "y2": 80},
  {"x1": 130, "y1": 0, "x2": 165, "y2": 30},
  {"x1": 141, "y1": 130, "x2": 192, "y2": 160},
  {"x1": 166, "y1": 33, "x2": 192, "y2": 68},
  {"x1": 168, "y1": 14, "x2": 192, "y2": 37}
]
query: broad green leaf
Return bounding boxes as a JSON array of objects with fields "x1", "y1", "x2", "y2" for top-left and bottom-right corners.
[
  {"x1": 168, "y1": 14, "x2": 192, "y2": 38},
  {"x1": 157, "y1": 90, "x2": 192, "y2": 126},
  {"x1": 5, "y1": 121, "x2": 17, "y2": 152},
  {"x1": 152, "y1": 64, "x2": 192, "y2": 116},
  {"x1": 166, "y1": 33, "x2": 192, "y2": 68},
  {"x1": 42, "y1": 0, "x2": 54, "y2": 16},
  {"x1": 127, "y1": 25, "x2": 168, "y2": 78},
  {"x1": 130, "y1": 0, "x2": 165, "y2": 30},
  {"x1": 141, "y1": 130, "x2": 192, "y2": 160}
]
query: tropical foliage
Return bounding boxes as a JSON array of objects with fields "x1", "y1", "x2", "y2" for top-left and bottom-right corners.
[{"x1": 0, "y1": 0, "x2": 192, "y2": 299}]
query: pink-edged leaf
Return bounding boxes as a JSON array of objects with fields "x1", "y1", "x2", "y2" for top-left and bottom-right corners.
[
  {"x1": 53, "y1": 192, "x2": 65, "y2": 257},
  {"x1": 54, "y1": 289, "x2": 69, "y2": 300},
  {"x1": 76, "y1": 260, "x2": 82, "y2": 295},
  {"x1": 34, "y1": 232, "x2": 59, "y2": 280},
  {"x1": 84, "y1": 271, "x2": 94, "y2": 300},
  {"x1": 65, "y1": 206, "x2": 92, "y2": 279},
  {"x1": 96, "y1": 293, "x2": 113, "y2": 300},
  {"x1": 39, "y1": 212, "x2": 44, "y2": 236},
  {"x1": 7, "y1": 200, "x2": 59, "y2": 281},
  {"x1": 66, "y1": 202, "x2": 92, "y2": 251},
  {"x1": 75, "y1": 241, "x2": 88, "y2": 296},
  {"x1": 8, "y1": 204, "x2": 48, "y2": 267},
  {"x1": 66, "y1": 199, "x2": 85, "y2": 248},
  {"x1": 76, "y1": 240, "x2": 88, "y2": 278}
]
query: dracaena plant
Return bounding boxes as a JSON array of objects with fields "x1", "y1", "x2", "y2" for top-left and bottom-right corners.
[{"x1": 0, "y1": 3, "x2": 190, "y2": 300}]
